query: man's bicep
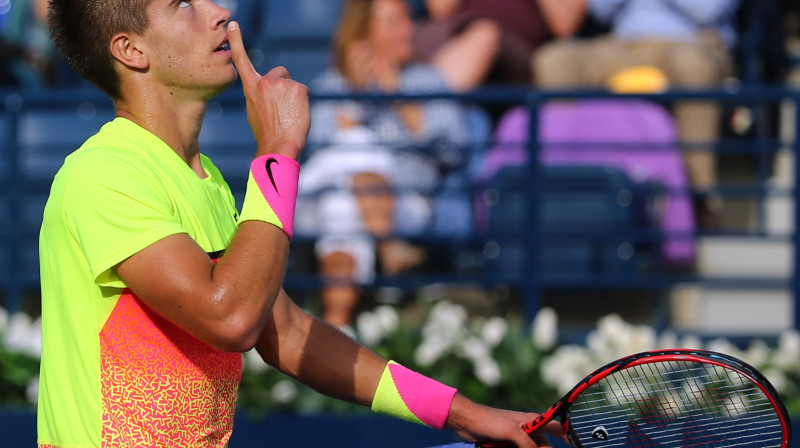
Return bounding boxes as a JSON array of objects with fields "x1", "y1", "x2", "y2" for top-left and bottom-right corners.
[{"x1": 115, "y1": 233, "x2": 219, "y2": 336}]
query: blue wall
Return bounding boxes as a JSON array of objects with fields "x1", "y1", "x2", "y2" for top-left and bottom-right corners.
[{"x1": 5, "y1": 411, "x2": 798, "y2": 447}]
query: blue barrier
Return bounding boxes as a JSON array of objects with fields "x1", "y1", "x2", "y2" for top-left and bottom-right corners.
[{"x1": 3, "y1": 410, "x2": 798, "y2": 447}]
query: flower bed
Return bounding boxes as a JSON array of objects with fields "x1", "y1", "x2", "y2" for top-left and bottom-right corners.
[{"x1": 2, "y1": 301, "x2": 799, "y2": 418}]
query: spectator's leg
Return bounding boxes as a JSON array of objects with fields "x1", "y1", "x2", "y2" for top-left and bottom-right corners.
[
  {"x1": 659, "y1": 38, "x2": 732, "y2": 227},
  {"x1": 532, "y1": 36, "x2": 633, "y2": 87},
  {"x1": 315, "y1": 189, "x2": 378, "y2": 328},
  {"x1": 378, "y1": 239, "x2": 427, "y2": 275},
  {"x1": 487, "y1": 29, "x2": 537, "y2": 85},
  {"x1": 353, "y1": 172, "x2": 394, "y2": 238},
  {"x1": 319, "y1": 251, "x2": 360, "y2": 328},
  {"x1": 662, "y1": 39, "x2": 730, "y2": 189}
]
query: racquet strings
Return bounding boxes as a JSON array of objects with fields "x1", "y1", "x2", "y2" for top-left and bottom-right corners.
[{"x1": 566, "y1": 360, "x2": 785, "y2": 447}]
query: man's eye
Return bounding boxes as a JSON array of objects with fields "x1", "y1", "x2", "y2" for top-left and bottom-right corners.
[{"x1": 179, "y1": 0, "x2": 190, "y2": 7}]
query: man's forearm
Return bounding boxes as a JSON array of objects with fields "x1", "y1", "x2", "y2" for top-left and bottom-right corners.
[{"x1": 255, "y1": 291, "x2": 387, "y2": 406}]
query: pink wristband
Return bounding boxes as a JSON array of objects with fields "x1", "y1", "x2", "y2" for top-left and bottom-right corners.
[
  {"x1": 238, "y1": 154, "x2": 300, "y2": 239},
  {"x1": 371, "y1": 361, "x2": 457, "y2": 430}
]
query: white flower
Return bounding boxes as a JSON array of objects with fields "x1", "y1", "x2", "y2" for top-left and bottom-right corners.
[
  {"x1": 473, "y1": 358, "x2": 501, "y2": 386},
  {"x1": 628, "y1": 325, "x2": 656, "y2": 353},
  {"x1": 419, "y1": 301, "x2": 468, "y2": 353},
  {"x1": 4, "y1": 312, "x2": 31, "y2": 350},
  {"x1": 481, "y1": 316, "x2": 508, "y2": 348},
  {"x1": 722, "y1": 394, "x2": 750, "y2": 417},
  {"x1": 706, "y1": 338, "x2": 741, "y2": 360},
  {"x1": 243, "y1": 349, "x2": 269, "y2": 373},
  {"x1": 774, "y1": 330, "x2": 800, "y2": 373},
  {"x1": 587, "y1": 314, "x2": 639, "y2": 363},
  {"x1": 26, "y1": 376, "x2": 39, "y2": 405},
  {"x1": 779, "y1": 329, "x2": 800, "y2": 356},
  {"x1": 585, "y1": 331, "x2": 610, "y2": 363},
  {"x1": 460, "y1": 337, "x2": 491, "y2": 362},
  {"x1": 27, "y1": 317, "x2": 42, "y2": 358},
  {"x1": 0, "y1": 307, "x2": 9, "y2": 335},
  {"x1": 541, "y1": 345, "x2": 591, "y2": 394},
  {"x1": 5, "y1": 313, "x2": 41, "y2": 358},
  {"x1": 597, "y1": 314, "x2": 629, "y2": 346},
  {"x1": 656, "y1": 390, "x2": 685, "y2": 419},
  {"x1": 374, "y1": 306, "x2": 399, "y2": 334},
  {"x1": 356, "y1": 311, "x2": 383, "y2": 347},
  {"x1": 271, "y1": 380, "x2": 298, "y2": 404},
  {"x1": 425, "y1": 301, "x2": 467, "y2": 339},
  {"x1": 357, "y1": 305, "x2": 400, "y2": 347},
  {"x1": 656, "y1": 330, "x2": 678, "y2": 349},
  {"x1": 762, "y1": 367, "x2": 790, "y2": 395},
  {"x1": 743, "y1": 339, "x2": 770, "y2": 368},
  {"x1": 414, "y1": 339, "x2": 448, "y2": 367},
  {"x1": 678, "y1": 334, "x2": 703, "y2": 350},
  {"x1": 605, "y1": 386, "x2": 637, "y2": 408},
  {"x1": 531, "y1": 307, "x2": 557, "y2": 351}
]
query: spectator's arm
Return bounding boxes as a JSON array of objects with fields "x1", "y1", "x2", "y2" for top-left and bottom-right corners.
[
  {"x1": 308, "y1": 100, "x2": 368, "y2": 144},
  {"x1": 396, "y1": 103, "x2": 425, "y2": 136},
  {"x1": 424, "y1": 0, "x2": 463, "y2": 20},
  {"x1": 307, "y1": 70, "x2": 367, "y2": 145},
  {"x1": 421, "y1": 99, "x2": 468, "y2": 146},
  {"x1": 664, "y1": 0, "x2": 740, "y2": 26},
  {"x1": 416, "y1": 68, "x2": 468, "y2": 146},
  {"x1": 538, "y1": 0, "x2": 588, "y2": 38},
  {"x1": 588, "y1": 0, "x2": 630, "y2": 24}
]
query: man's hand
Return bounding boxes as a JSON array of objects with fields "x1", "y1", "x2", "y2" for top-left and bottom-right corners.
[
  {"x1": 447, "y1": 395, "x2": 565, "y2": 448},
  {"x1": 228, "y1": 21, "x2": 311, "y2": 160}
]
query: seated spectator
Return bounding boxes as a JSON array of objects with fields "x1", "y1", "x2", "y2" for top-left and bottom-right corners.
[
  {"x1": 413, "y1": 0, "x2": 587, "y2": 91},
  {"x1": 297, "y1": 0, "x2": 470, "y2": 329},
  {"x1": 0, "y1": 0, "x2": 56, "y2": 88},
  {"x1": 532, "y1": 0, "x2": 741, "y2": 229}
]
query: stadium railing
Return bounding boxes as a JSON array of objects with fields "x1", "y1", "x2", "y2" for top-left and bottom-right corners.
[{"x1": 0, "y1": 85, "x2": 797, "y2": 338}]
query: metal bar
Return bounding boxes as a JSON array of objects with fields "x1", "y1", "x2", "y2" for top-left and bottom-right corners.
[
  {"x1": 793, "y1": 93, "x2": 800, "y2": 331},
  {"x1": 523, "y1": 91, "x2": 543, "y2": 324}
]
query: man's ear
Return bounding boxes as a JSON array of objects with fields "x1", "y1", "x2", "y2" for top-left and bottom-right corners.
[{"x1": 110, "y1": 33, "x2": 149, "y2": 70}]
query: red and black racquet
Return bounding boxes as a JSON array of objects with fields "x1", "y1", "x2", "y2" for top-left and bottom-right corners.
[{"x1": 479, "y1": 349, "x2": 792, "y2": 447}]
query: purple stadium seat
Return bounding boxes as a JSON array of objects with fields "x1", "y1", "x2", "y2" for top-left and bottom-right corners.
[{"x1": 480, "y1": 100, "x2": 695, "y2": 265}]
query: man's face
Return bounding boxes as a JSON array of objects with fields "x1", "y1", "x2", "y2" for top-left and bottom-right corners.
[{"x1": 140, "y1": 0, "x2": 236, "y2": 98}]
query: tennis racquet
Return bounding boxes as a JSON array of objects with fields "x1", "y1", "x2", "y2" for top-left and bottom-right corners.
[{"x1": 478, "y1": 349, "x2": 792, "y2": 448}]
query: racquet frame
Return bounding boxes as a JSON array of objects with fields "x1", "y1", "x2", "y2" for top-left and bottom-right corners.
[{"x1": 478, "y1": 349, "x2": 792, "y2": 448}]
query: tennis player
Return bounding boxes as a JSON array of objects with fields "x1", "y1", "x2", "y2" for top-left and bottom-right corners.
[{"x1": 37, "y1": 1, "x2": 562, "y2": 447}]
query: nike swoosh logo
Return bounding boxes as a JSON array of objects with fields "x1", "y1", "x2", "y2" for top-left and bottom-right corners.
[{"x1": 265, "y1": 157, "x2": 279, "y2": 193}]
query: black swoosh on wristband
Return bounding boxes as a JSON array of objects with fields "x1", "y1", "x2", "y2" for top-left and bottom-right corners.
[{"x1": 265, "y1": 157, "x2": 279, "y2": 193}]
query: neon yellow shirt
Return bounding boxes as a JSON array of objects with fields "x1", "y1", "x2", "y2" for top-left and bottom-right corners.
[{"x1": 37, "y1": 117, "x2": 242, "y2": 448}]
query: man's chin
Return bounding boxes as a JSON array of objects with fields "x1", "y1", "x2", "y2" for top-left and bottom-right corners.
[{"x1": 206, "y1": 76, "x2": 239, "y2": 99}]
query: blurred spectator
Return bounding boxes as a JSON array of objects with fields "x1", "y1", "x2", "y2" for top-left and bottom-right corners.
[
  {"x1": 0, "y1": 0, "x2": 56, "y2": 87},
  {"x1": 532, "y1": 0, "x2": 740, "y2": 229},
  {"x1": 413, "y1": 0, "x2": 587, "y2": 91},
  {"x1": 297, "y1": 0, "x2": 470, "y2": 328}
]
